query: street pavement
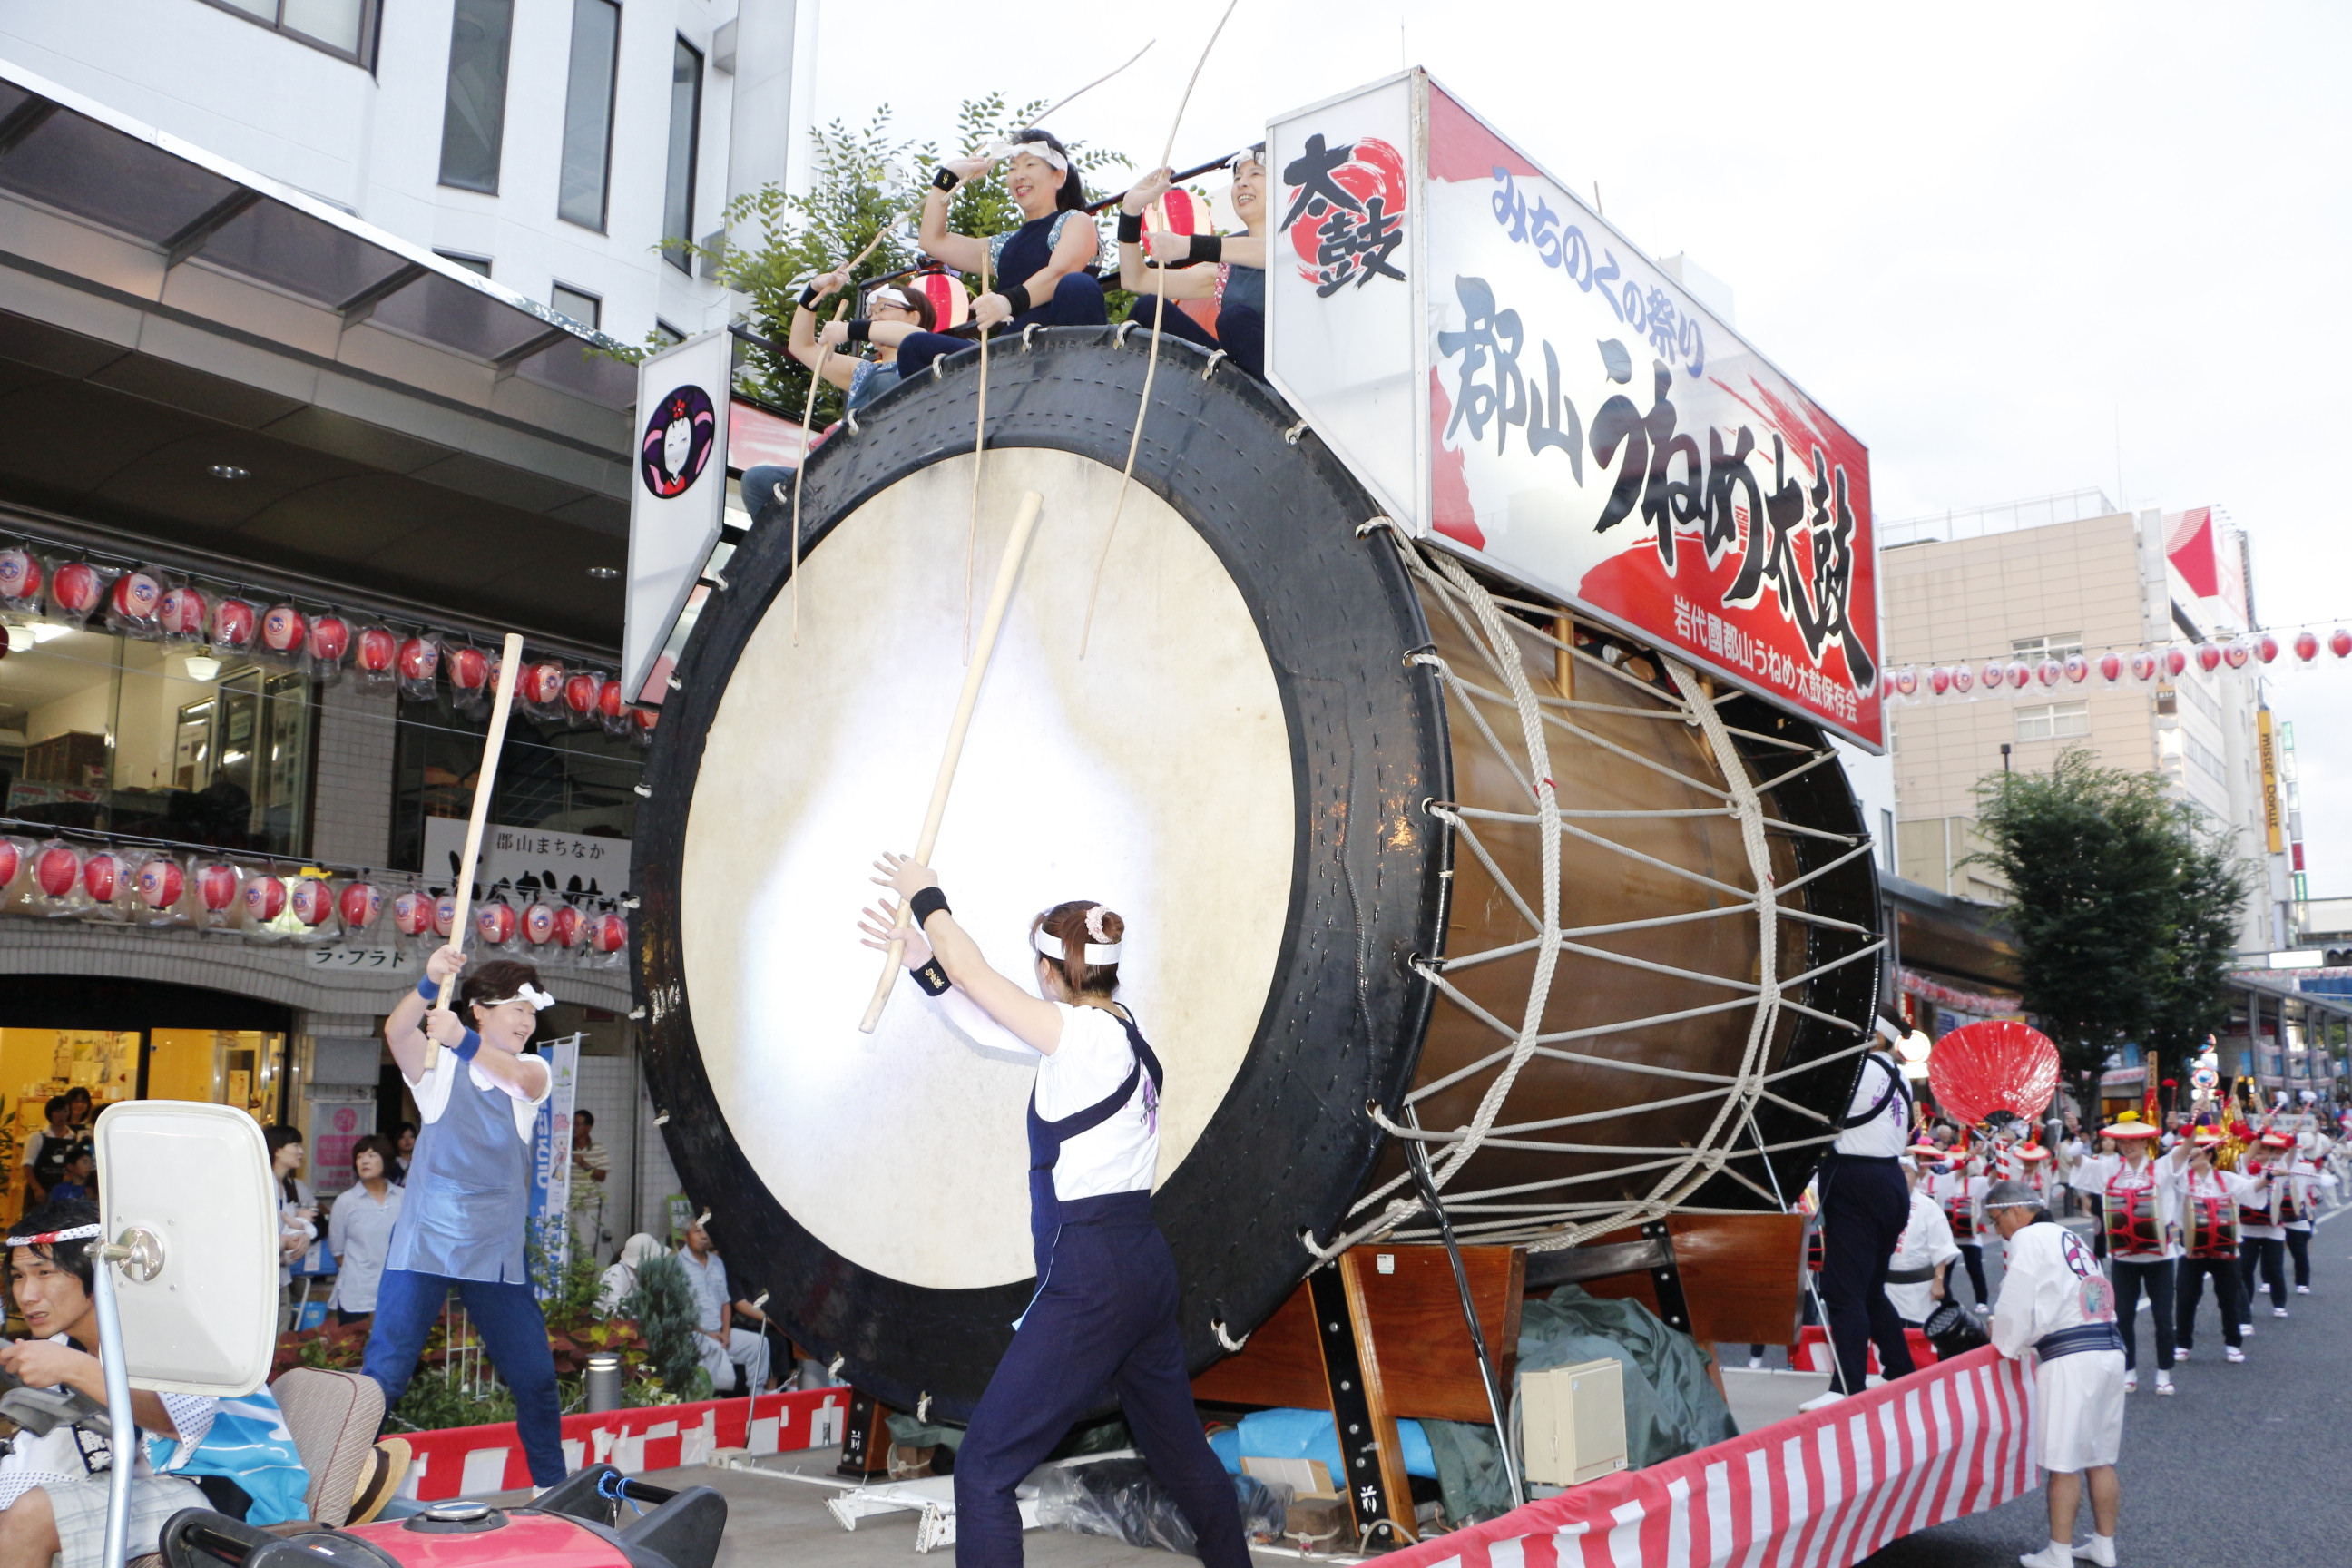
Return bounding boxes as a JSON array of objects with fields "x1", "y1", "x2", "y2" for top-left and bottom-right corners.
[{"x1": 1863, "y1": 1206, "x2": 2352, "y2": 1566}]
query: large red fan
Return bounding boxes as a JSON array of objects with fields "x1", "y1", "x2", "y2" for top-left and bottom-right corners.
[{"x1": 1929, "y1": 1019, "x2": 2060, "y2": 1127}]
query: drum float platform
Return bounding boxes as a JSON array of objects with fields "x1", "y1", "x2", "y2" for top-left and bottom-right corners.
[{"x1": 632, "y1": 328, "x2": 1880, "y2": 1420}]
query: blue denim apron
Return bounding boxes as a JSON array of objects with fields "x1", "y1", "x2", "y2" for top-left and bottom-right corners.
[
  {"x1": 383, "y1": 1058, "x2": 533, "y2": 1283},
  {"x1": 1024, "y1": 1008, "x2": 1163, "y2": 1289}
]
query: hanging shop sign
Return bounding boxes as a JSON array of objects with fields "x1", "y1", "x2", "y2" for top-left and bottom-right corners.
[
  {"x1": 1267, "y1": 70, "x2": 1882, "y2": 750},
  {"x1": 623, "y1": 330, "x2": 734, "y2": 708}
]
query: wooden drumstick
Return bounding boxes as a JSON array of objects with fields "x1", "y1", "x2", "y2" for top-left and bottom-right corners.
[
  {"x1": 426, "y1": 632, "x2": 526, "y2": 1068},
  {"x1": 858, "y1": 489, "x2": 1044, "y2": 1034}
]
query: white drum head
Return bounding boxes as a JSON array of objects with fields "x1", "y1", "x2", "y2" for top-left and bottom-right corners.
[{"x1": 681, "y1": 448, "x2": 1295, "y2": 1289}]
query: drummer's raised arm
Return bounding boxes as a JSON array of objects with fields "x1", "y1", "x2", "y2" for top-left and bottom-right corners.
[
  {"x1": 865, "y1": 854, "x2": 1065, "y2": 1054},
  {"x1": 918, "y1": 158, "x2": 995, "y2": 275}
]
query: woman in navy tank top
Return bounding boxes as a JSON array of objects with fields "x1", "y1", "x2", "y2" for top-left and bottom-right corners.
[
  {"x1": 895, "y1": 129, "x2": 1107, "y2": 380},
  {"x1": 1115, "y1": 145, "x2": 1269, "y2": 379}
]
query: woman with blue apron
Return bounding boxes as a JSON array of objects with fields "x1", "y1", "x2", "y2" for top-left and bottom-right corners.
[
  {"x1": 363, "y1": 951, "x2": 565, "y2": 1489},
  {"x1": 1114, "y1": 145, "x2": 1269, "y2": 380},
  {"x1": 896, "y1": 129, "x2": 1108, "y2": 382},
  {"x1": 862, "y1": 857, "x2": 1247, "y2": 1568}
]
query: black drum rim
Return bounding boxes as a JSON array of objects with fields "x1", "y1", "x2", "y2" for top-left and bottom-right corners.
[{"x1": 632, "y1": 328, "x2": 1450, "y2": 1416}]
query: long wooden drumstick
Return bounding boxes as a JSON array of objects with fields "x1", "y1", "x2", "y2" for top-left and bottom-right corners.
[
  {"x1": 791, "y1": 229, "x2": 896, "y2": 641},
  {"x1": 858, "y1": 489, "x2": 1044, "y2": 1034},
  {"x1": 426, "y1": 632, "x2": 526, "y2": 1068}
]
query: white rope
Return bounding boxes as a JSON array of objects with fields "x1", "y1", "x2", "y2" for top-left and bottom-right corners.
[{"x1": 1308, "y1": 531, "x2": 1877, "y2": 1257}]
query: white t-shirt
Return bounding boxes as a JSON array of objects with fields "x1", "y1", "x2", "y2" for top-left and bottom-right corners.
[
  {"x1": 1886, "y1": 1190, "x2": 1961, "y2": 1324},
  {"x1": 931, "y1": 991, "x2": 1158, "y2": 1203},
  {"x1": 406, "y1": 1052, "x2": 548, "y2": 1143},
  {"x1": 1833, "y1": 1053, "x2": 1911, "y2": 1158}
]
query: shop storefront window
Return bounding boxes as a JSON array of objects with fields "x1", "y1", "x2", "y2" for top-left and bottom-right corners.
[
  {"x1": 0, "y1": 627, "x2": 314, "y2": 855},
  {"x1": 388, "y1": 684, "x2": 640, "y2": 875}
]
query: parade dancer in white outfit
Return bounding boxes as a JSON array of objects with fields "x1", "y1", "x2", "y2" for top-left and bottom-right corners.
[
  {"x1": 1986, "y1": 1179, "x2": 2126, "y2": 1568},
  {"x1": 1886, "y1": 1152, "x2": 1962, "y2": 1327},
  {"x1": 2065, "y1": 1116, "x2": 2190, "y2": 1394}
]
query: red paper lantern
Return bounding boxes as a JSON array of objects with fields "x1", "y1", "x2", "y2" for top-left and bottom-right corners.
[
  {"x1": 2162, "y1": 647, "x2": 2188, "y2": 678},
  {"x1": 2130, "y1": 650, "x2": 2158, "y2": 681},
  {"x1": 243, "y1": 873, "x2": 286, "y2": 922},
  {"x1": 1951, "y1": 665, "x2": 1975, "y2": 694},
  {"x1": 1929, "y1": 1020, "x2": 2062, "y2": 1127},
  {"x1": 2194, "y1": 643, "x2": 2222, "y2": 673},
  {"x1": 393, "y1": 890, "x2": 433, "y2": 936},
  {"x1": 83, "y1": 852, "x2": 121, "y2": 904},
  {"x1": 356, "y1": 627, "x2": 397, "y2": 673},
  {"x1": 211, "y1": 598, "x2": 258, "y2": 649},
  {"x1": 564, "y1": 672, "x2": 599, "y2": 715},
  {"x1": 2096, "y1": 652, "x2": 2122, "y2": 681},
  {"x1": 2035, "y1": 659, "x2": 2062, "y2": 687},
  {"x1": 200, "y1": 863, "x2": 240, "y2": 914},
  {"x1": 260, "y1": 603, "x2": 307, "y2": 653},
  {"x1": 158, "y1": 584, "x2": 209, "y2": 638},
  {"x1": 632, "y1": 706, "x2": 658, "y2": 732},
  {"x1": 308, "y1": 614, "x2": 351, "y2": 663},
  {"x1": 432, "y1": 893, "x2": 456, "y2": 936},
  {"x1": 136, "y1": 856, "x2": 185, "y2": 910},
  {"x1": 0, "y1": 549, "x2": 42, "y2": 604},
  {"x1": 111, "y1": 571, "x2": 163, "y2": 622},
  {"x1": 34, "y1": 845, "x2": 80, "y2": 898},
  {"x1": 448, "y1": 645, "x2": 489, "y2": 693},
  {"x1": 523, "y1": 662, "x2": 565, "y2": 705},
  {"x1": 598, "y1": 679, "x2": 624, "y2": 719},
  {"x1": 397, "y1": 636, "x2": 440, "y2": 681},
  {"x1": 523, "y1": 902, "x2": 559, "y2": 945},
  {"x1": 553, "y1": 905, "x2": 585, "y2": 948},
  {"x1": 2257, "y1": 633, "x2": 2280, "y2": 664},
  {"x1": 51, "y1": 561, "x2": 103, "y2": 616},
  {"x1": 2062, "y1": 654, "x2": 2087, "y2": 683},
  {"x1": 0, "y1": 839, "x2": 19, "y2": 887},
  {"x1": 290, "y1": 877, "x2": 335, "y2": 926},
  {"x1": 339, "y1": 881, "x2": 383, "y2": 928},
  {"x1": 1927, "y1": 666, "x2": 1952, "y2": 696},
  {"x1": 592, "y1": 911, "x2": 626, "y2": 953},
  {"x1": 476, "y1": 901, "x2": 518, "y2": 945},
  {"x1": 2331, "y1": 629, "x2": 2352, "y2": 659},
  {"x1": 2293, "y1": 631, "x2": 2319, "y2": 662}
]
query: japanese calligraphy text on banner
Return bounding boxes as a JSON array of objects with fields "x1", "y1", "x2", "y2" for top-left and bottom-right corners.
[{"x1": 1266, "y1": 71, "x2": 1883, "y2": 750}]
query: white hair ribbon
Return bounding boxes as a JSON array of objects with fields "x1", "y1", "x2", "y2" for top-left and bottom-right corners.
[{"x1": 1034, "y1": 930, "x2": 1122, "y2": 965}]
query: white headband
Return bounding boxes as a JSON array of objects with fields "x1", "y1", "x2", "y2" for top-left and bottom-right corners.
[
  {"x1": 1034, "y1": 930, "x2": 1122, "y2": 965},
  {"x1": 7, "y1": 1223, "x2": 102, "y2": 1247},
  {"x1": 485, "y1": 984, "x2": 557, "y2": 1012},
  {"x1": 985, "y1": 138, "x2": 1068, "y2": 173},
  {"x1": 868, "y1": 286, "x2": 916, "y2": 311}
]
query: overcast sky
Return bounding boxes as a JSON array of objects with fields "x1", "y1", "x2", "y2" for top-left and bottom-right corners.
[{"x1": 799, "y1": 1, "x2": 2352, "y2": 914}]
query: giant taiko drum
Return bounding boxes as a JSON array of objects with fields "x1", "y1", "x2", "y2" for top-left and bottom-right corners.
[{"x1": 634, "y1": 331, "x2": 1879, "y2": 1416}]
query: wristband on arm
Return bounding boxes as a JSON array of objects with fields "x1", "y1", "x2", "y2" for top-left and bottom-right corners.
[
  {"x1": 1187, "y1": 234, "x2": 1224, "y2": 264},
  {"x1": 912, "y1": 959, "x2": 952, "y2": 996},
  {"x1": 1117, "y1": 211, "x2": 1143, "y2": 244},
  {"x1": 453, "y1": 1028, "x2": 483, "y2": 1063},
  {"x1": 799, "y1": 284, "x2": 819, "y2": 309},
  {"x1": 908, "y1": 887, "x2": 952, "y2": 926},
  {"x1": 415, "y1": 977, "x2": 441, "y2": 1003},
  {"x1": 845, "y1": 319, "x2": 872, "y2": 345},
  {"x1": 996, "y1": 282, "x2": 1033, "y2": 318},
  {"x1": 932, "y1": 167, "x2": 959, "y2": 192}
]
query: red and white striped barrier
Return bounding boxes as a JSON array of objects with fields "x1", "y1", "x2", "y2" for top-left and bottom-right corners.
[
  {"x1": 397, "y1": 1386, "x2": 850, "y2": 1501},
  {"x1": 1385, "y1": 1348, "x2": 2036, "y2": 1568}
]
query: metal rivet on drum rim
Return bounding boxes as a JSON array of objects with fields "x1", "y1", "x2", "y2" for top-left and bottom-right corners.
[{"x1": 632, "y1": 783, "x2": 652, "y2": 798}]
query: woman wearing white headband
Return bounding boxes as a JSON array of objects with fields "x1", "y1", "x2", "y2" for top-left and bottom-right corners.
[
  {"x1": 1115, "y1": 145, "x2": 1269, "y2": 379},
  {"x1": 858, "y1": 854, "x2": 1246, "y2": 1568},
  {"x1": 789, "y1": 270, "x2": 940, "y2": 412},
  {"x1": 897, "y1": 128, "x2": 1107, "y2": 382},
  {"x1": 365, "y1": 952, "x2": 567, "y2": 1492}
]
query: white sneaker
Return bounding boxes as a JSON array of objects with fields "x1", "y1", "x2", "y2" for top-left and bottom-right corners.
[
  {"x1": 2072, "y1": 1534, "x2": 2118, "y2": 1567},
  {"x1": 2226, "y1": 1347, "x2": 2247, "y2": 1364},
  {"x1": 2175, "y1": 1345, "x2": 2190, "y2": 1360},
  {"x1": 2274, "y1": 1307, "x2": 2290, "y2": 1318},
  {"x1": 2239, "y1": 1322, "x2": 2256, "y2": 1338},
  {"x1": 2154, "y1": 1371, "x2": 2175, "y2": 1395},
  {"x1": 2297, "y1": 1285, "x2": 2310, "y2": 1294},
  {"x1": 1798, "y1": 1389, "x2": 1847, "y2": 1412},
  {"x1": 2122, "y1": 1370, "x2": 2138, "y2": 1393},
  {"x1": 2019, "y1": 1543, "x2": 2073, "y2": 1568},
  {"x1": 1748, "y1": 1355, "x2": 1765, "y2": 1370}
]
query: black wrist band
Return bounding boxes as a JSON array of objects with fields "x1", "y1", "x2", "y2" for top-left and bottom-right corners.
[
  {"x1": 912, "y1": 959, "x2": 951, "y2": 996},
  {"x1": 1188, "y1": 234, "x2": 1224, "y2": 264},
  {"x1": 908, "y1": 886, "x2": 951, "y2": 926},
  {"x1": 799, "y1": 284, "x2": 819, "y2": 309},
  {"x1": 998, "y1": 282, "x2": 1033, "y2": 318},
  {"x1": 1117, "y1": 211, "x2": 1143, "y2": 243},
  {"x1": 932, "y1": 167, "x2": 958, "y2": 192},
  {"x1": 845, "y1": 319, "x2": 872, "y2": 344}
]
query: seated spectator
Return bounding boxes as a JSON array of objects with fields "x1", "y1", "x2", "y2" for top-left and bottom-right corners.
[
  {"x1": 598, "y1": 1233, "x2": 666, "y2": 1315},
  {"x1": 327, "y1": 1135, "x2": 404, "y2": 1327},
  {"x1": 677, "y1": 1219, "x2": 772, "y2": 1395},
  {"x1": 0, "y1": 1200, "x2": 313, "y2": 1567}
]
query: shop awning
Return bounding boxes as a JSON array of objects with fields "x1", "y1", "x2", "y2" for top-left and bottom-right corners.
[{"x1": 0, "y1": 58, "x2": 641, "y2": 646}]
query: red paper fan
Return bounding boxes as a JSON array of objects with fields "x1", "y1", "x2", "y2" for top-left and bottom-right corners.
[{"x1": 1928, "y1": 1019, "x2": 2059, "y2": 1127}]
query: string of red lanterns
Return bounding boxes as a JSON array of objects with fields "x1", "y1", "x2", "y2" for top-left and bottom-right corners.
[{"x1": 1882, "y1": 624, "x2": 2352, "y2": 704}]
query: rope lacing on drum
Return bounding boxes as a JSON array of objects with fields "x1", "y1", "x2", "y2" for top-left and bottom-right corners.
[{"x1": 1304, "y1": 531, "x2": 1885, "y2": 1259}]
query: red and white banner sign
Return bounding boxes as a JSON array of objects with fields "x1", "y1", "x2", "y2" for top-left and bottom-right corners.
[
  {"x1": 1268, "y1": 73, "x2": 1882, "y2": 750},
  {"x1": 1379, "y1": 1348, "x2": 2034, "y2": 1568}
]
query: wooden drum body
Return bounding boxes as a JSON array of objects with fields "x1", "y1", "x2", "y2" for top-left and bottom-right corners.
[{"x1": 633, "y1": 333, "x2": 1878, "y2": 1415}]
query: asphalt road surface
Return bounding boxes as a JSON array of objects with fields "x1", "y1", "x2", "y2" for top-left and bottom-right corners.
[{"x1": 1862, "y1": 1206, "x2": 2352, "y2": 1566}]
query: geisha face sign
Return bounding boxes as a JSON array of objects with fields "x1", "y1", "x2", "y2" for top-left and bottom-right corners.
[{"x1": 1267, "y1": 72, "x2": 1882, "y2": 749}]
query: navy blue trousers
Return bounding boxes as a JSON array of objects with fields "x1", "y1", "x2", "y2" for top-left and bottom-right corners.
[
  {"x1": 954, "y1": 1207, "x2": 1245, "y2": 1568},
  {"x1": 895, "y1": 275, "x2": 1108, "y2": 382},
  {"x1": 362, "y1": 1268, "x2": 565, "y2": 1486},
  {"x1": 1817, "y1": 1155, "x2": 1916, "y2": 1396}
]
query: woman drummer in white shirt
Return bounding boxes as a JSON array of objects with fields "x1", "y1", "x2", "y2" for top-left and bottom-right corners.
[{"x1": 861, "y1": 856, "x2": 1246, "y2": 1568}]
